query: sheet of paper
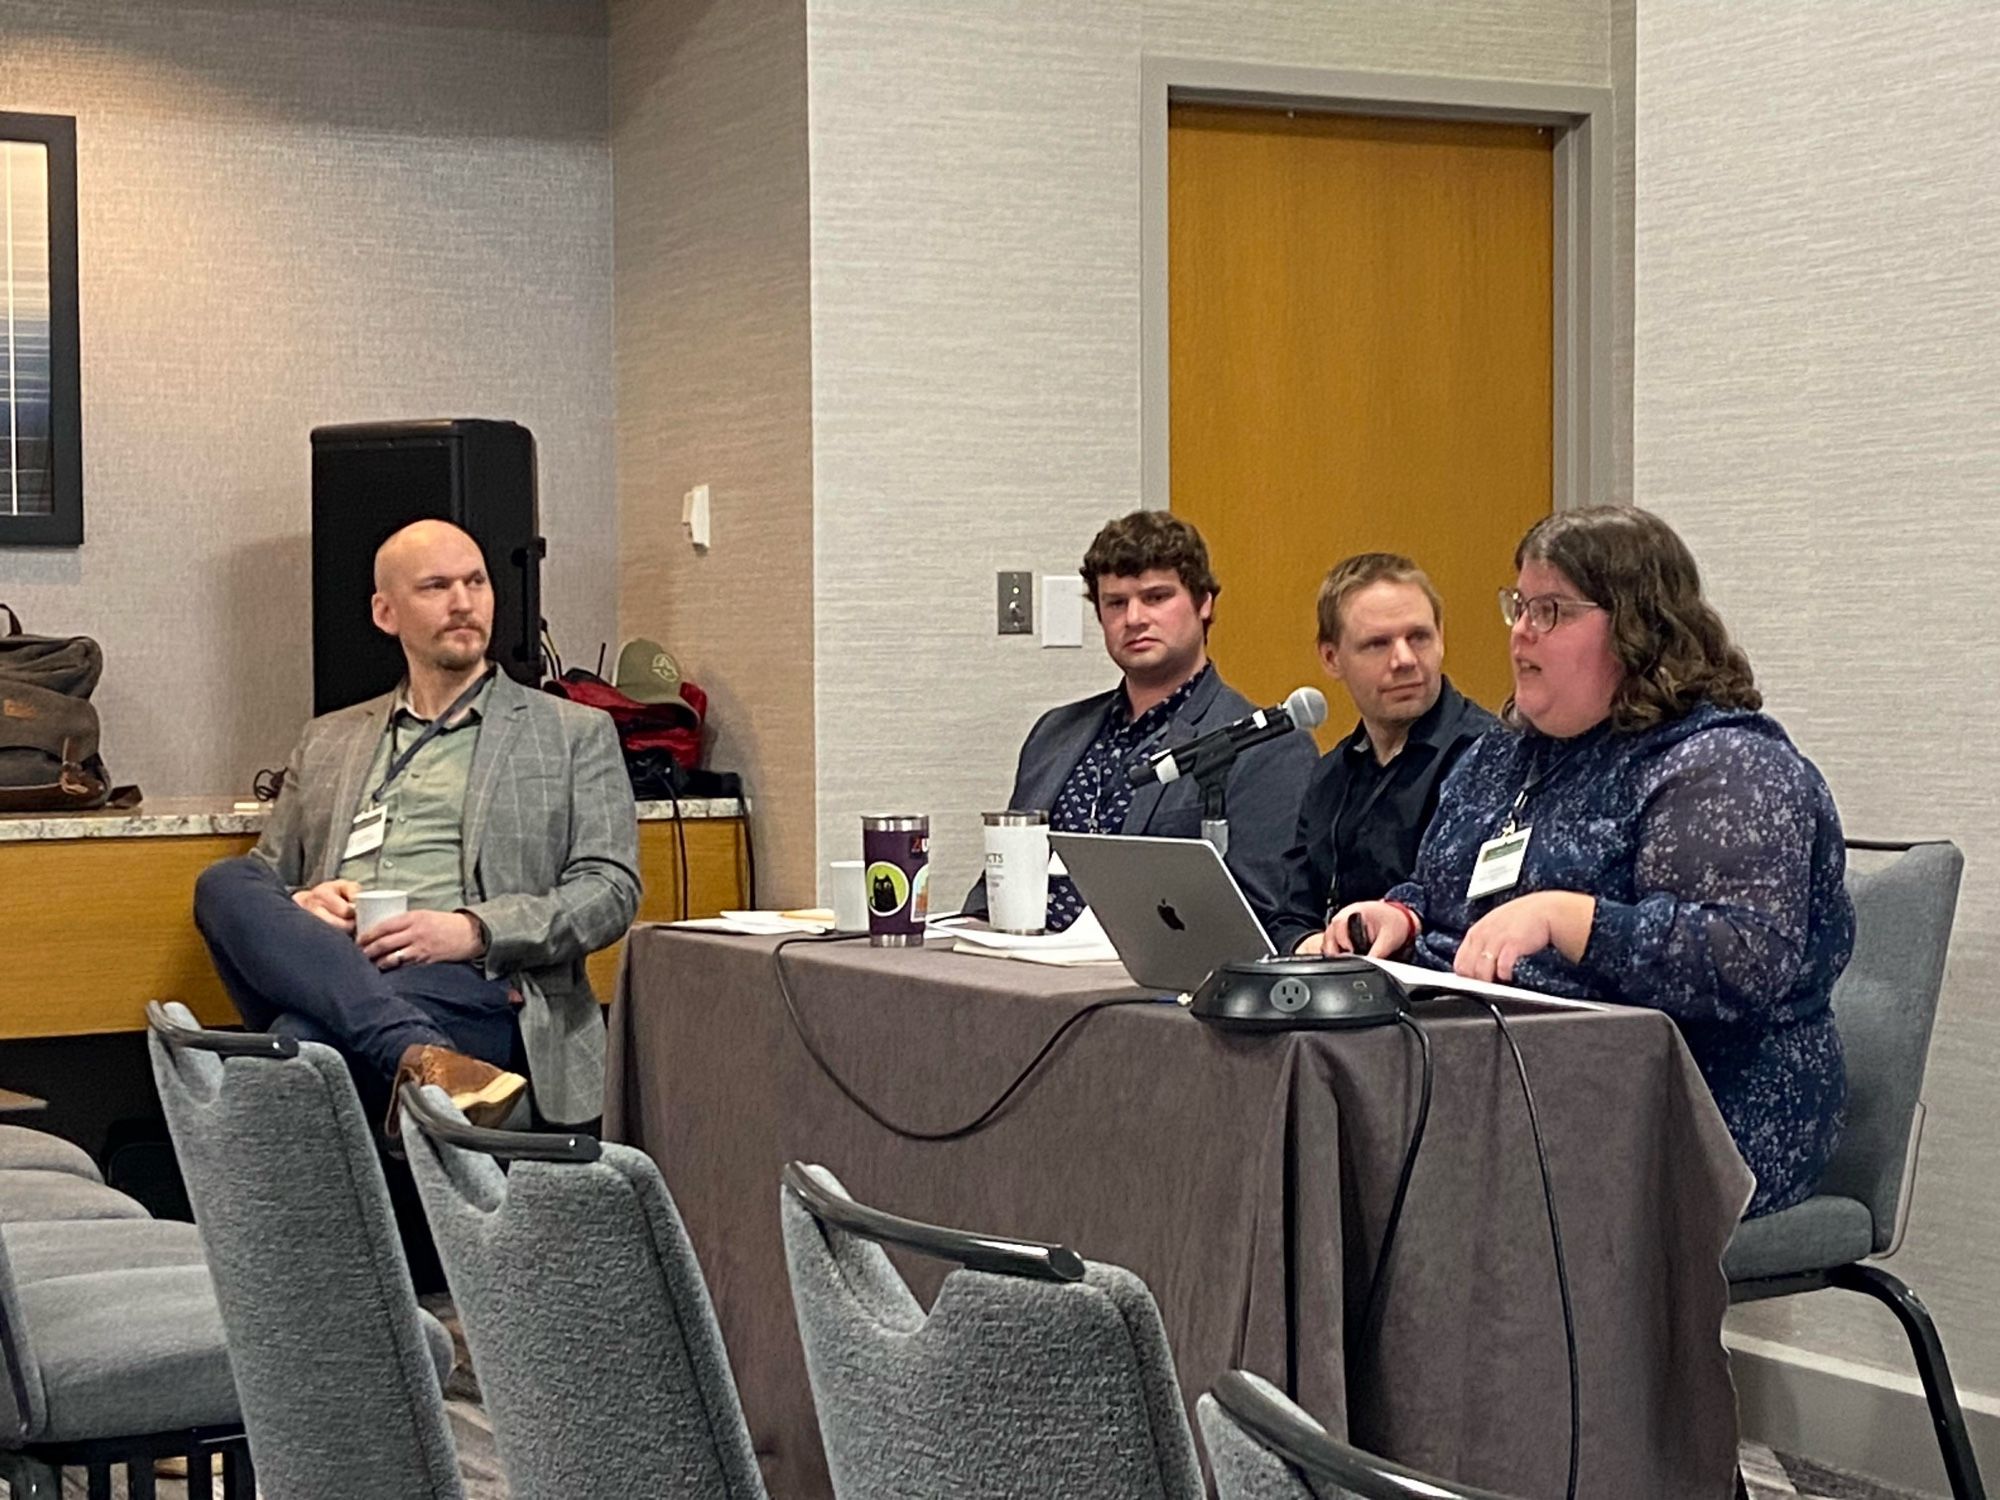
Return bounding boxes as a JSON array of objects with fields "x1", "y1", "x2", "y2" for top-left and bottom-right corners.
[
  {"x1": 1371, "y1": 957, "x2": 1611, "y2": 1012},
  {"x1": 945, "y1": 907, "x2": 1110, "y2": 953},
  {"x1": 668, "y1": 911, "x2": 833, "y2": 936},
  {"x1": 952, "y1": 941, "x2": 1124, "y2": 968}
]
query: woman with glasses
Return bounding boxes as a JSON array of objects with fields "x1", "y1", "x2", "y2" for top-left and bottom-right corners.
[{"x1": 1327, "y1": 505, "x2": 1852, "y2": 1217}]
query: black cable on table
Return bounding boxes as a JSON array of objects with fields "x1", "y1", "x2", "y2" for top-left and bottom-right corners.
[{"x1": 772, "y1": 933, "x2": 1158, "y2": 1143}]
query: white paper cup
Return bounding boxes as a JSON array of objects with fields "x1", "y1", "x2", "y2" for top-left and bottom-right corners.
[
  {"x1": 353, "y1": 889, "x2": 409, "y2": 939},
  {"x1": 983, "y1": 811, "x2": 1050, "y2": 934},
  {"x1": 828, "y1": 861, "x2": 868, "y2": 933}
]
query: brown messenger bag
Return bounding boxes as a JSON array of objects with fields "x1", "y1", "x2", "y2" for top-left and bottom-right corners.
[{"x1": 0, "y1": 603, "x2": 139, "y2": 814}]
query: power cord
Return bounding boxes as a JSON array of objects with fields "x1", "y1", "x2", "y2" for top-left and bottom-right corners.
[
  {"x1": 738, "y1": 788, "x2": 757, "y2": 909},
  {"x1": 1351, "y1": 1013, "x2": 1433, "y2": 1366},
  {"x1": 1366, "y1": 992, "x2": 1578, "y2": 1500},
  {"x1": 1476, "y1": 998, "x2": 1580, "y2": 1500},
  {"x1": 662, "y1": 780, "x2": 691, "y2": 921},
  {"x1": 773, "y1": 933, "x2": 1159, "y2": 1142}
]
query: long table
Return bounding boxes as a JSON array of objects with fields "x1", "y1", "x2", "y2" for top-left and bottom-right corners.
[{"x1": 607, "y1": 929, "x2": 1753, "y2": 1499}]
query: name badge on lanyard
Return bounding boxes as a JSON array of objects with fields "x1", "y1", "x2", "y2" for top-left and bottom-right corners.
[
  {"x1": 344, "y1": 805, "x2": 387, "y2": 860},
  {"x1": 1467, "y1": 825, "x2": 1531, "y2": 900}
]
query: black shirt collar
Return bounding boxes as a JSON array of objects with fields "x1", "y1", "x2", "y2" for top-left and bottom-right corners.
[{"x1": 1343, "y1": 676, "x2": 1467, "y2": 759}]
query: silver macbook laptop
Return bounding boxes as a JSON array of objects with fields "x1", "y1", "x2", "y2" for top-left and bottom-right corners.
[{"x1": 1049, "y1": 832, "x2": 1274, "y2": 993}]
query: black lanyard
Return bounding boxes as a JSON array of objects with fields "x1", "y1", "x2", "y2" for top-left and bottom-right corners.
[
  {"x1": 1498, "y1": 732, "x2": 1592, "y2": 838},
  {"x1": 1087, "y1": 700, "x2": 1177, "y2": 833},
  {"x1": 370, "y1": 666, "x2": 494, "y2": 805}
]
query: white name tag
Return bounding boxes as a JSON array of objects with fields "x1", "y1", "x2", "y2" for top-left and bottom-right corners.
[
  {"x1": 1467, "y1": 826, "x2": 1531, "y2": 900},
  {"x1": 343, "y1": 806, "x2": 387, "y2": 860}
]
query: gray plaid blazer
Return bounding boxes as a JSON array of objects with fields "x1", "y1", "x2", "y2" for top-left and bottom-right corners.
[{"x1": 249, "y1": 670, "x2": 640, "y2": 1123}]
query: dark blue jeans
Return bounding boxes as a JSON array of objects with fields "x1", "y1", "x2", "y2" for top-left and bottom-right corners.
[{"x1": 193, "y1": 856, "x2": 516, "y2": 1084}]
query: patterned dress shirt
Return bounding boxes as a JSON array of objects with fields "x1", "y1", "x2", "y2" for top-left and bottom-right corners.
[{"x1": 1044, "y1": 666, "x2": 1213, "y2": 932}]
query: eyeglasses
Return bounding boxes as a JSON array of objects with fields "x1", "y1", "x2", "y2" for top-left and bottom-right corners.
[{"x1": 1498, "y1": 588, "x2": 1604, "y2": 633}]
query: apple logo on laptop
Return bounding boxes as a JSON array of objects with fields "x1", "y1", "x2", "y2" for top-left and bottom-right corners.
[{"x1": 1156, "y1": 900, "x2": 1187, "y2": 932}]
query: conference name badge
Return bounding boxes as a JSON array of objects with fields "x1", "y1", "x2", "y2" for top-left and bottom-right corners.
[
  {"x1": 1467, "y1": 826, "x2": 1531, "y2": 900},
  {"x1": 344, "y1": 806, "x2": 388, "y2": 860}
]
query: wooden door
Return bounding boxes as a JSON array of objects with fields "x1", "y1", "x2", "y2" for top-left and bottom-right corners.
[{"x1": 1169, "y1": 105, "x2": 1554, "y2": 742}]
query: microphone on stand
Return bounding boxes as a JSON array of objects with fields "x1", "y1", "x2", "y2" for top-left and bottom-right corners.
[{"x1": 1127, "y1": 686, "x2": 1327, "y2": 788}]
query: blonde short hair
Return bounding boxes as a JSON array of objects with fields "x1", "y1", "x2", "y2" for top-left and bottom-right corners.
[{"x1": 1315, "y1": 553, "x2": 1442, "y2": 646}]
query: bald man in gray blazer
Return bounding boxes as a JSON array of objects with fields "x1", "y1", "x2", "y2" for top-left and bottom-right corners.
[{"x1": 194, "y1": 521, "x2": 638, "y2": 1128}]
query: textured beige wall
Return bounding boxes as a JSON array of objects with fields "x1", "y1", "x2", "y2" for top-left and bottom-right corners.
[
  {"x1": 807, "y1": 0, "x2": 1630, "y2": 901},
  {"x1": 611, "y1": 0, "x2": 815, "y2": 906},
  {"x1": 1610, "y1": 0, "x2": 1634, "y2": 503},
  {"x1": 0, "y1": 0, "x2": 614, "y2": 798},
  {"x1": 1637, "y1": 1, "x2": 2000, "y2": 1401}
]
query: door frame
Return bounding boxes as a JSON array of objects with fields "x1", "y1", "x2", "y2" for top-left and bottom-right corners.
[{"x1": 1141, "y1": 60, "x2": 1616, "y2": 512}]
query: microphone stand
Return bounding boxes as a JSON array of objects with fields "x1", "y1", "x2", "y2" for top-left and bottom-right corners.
[{"x1": 1192, "y1": 748, "x2": 1239, "y2": 857}]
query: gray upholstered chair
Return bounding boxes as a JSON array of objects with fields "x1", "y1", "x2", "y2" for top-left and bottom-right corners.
[
  {"x1": 779, "y1": 1161, "x2": 1205, "y2": 1500},
  {"x1": 0, "y1": 1125, "x2": 102, "y2": 1179},
  {"x1": 1199, "y1": 1371, "x2": 1523, "y2": 1500},
  {"x1": 0, "y1": 1169, "x2": 151, "y2": 1225},
  {"x1": 397, "y1": 1081, "x2": 767, "y2": 1500},
  {"x1": 1723, "y1": 838, "x2": 1984, "y2": 1500},
  {"x1": 146, "y1": 1001, "x2": 462, "y2": 1500},
  {"x1": 0, "y1": 1150, "x2": 250, "y2": 1496},
  {"x1": 0, "y1": 1119, "x2": 161, "y2": 1227}
]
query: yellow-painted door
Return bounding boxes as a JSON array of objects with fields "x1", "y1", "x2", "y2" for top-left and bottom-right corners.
[{"x1": 1169, "y1": 106, "x2": 1554, "y2": 742}]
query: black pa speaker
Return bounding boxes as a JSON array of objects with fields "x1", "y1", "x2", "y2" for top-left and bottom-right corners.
[{"x1": 310, "y1": 419, "x2": 544, "y2": 715}]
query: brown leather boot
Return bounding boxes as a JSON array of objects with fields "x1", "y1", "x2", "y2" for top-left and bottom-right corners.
[{"x1": 392, "y1": 1044, "x2": 527, "y2": 1133}]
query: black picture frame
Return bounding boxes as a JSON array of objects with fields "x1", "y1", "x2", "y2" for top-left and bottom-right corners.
[{"x1": 0, "y1": 111, "x2": 82, "y2": 547}]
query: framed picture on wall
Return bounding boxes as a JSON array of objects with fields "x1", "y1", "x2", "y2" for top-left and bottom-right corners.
[{"x1": 0, "y1": 112, "x2": 81, "y2": 547}]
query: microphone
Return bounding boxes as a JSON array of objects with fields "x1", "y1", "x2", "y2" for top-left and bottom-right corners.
[{"x1": 1127, "y1": 686, "x2": 1327, "y2": 788}]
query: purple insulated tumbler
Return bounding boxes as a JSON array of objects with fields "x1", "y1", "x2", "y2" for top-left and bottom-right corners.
[{"x1": 861, "y1": 814, "x2": 930, "y2": 947}]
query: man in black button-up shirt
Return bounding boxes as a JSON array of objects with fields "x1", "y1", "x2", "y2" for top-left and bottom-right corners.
[{"x1": 1269, "y1": 553, "x2": 1495, "y2": 955}]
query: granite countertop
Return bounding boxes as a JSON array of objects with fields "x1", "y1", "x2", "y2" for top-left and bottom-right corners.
[{"x1": 0, "y1": 793, "x2": 747, "y2": 843}]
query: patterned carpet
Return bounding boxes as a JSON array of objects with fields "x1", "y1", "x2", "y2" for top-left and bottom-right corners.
[{"x1": 10, "y1": 1301, "x2": 1940, "y2": 1499}]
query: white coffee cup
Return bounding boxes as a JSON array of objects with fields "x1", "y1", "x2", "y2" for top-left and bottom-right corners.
[
  {"x1": 828, "y1": 860, "x2": 868, "y2": 933},
  {"x1": 353, "y1": 889, "x2": 409, "y2": 939},
  {"x1": 983, "y1": 811, "x2": 1050, "y2": 934}
]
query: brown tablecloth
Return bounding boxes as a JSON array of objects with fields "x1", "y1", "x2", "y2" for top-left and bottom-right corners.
[{"x1": 607, "y1": 929, "x2": 1753, "y2": 1499}]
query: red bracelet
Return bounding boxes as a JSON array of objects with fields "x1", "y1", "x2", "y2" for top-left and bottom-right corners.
[{"x1": 1381, "y1": 900, "x2": 1420, "y2": 950}]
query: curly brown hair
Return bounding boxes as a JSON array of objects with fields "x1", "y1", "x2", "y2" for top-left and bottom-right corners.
[
  {"x1": 1508, "y1": 505, "x2": 1760, "y2": 731},
  {"x1": 1080, "y1": 511, "x2": 1220, "y2": 611}
]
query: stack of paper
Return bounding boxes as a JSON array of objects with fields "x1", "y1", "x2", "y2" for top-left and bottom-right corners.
[
  {"x1": 1372, "y1": 957, "x2": 1609, "y2": 1012},
  {"x1": 667, "y1": 909, "x2": 836, "y2": 936},
  {"x1": 945, "y1": 908, "x2": 1123, "y2": 967}
]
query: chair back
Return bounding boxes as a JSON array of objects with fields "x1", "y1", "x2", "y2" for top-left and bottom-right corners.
[
  {"x1": 779, "y1": 1162, "x2": 1204, "y2": 1500},
  {"x1": 0, "y1": 1225, "x2": 47, "y2": 1445},
  {"x1": 146, "y1": 1002, "x2": 463, "y2": 1499},
  {"x1": 1200, "y1": 1371, "x2": 1524, "y2": 1500},
  {"x1": 398, "y1": 1083, "x2": 767, "y2": 1500},
  {"x1": 1818, "y1": 840, "x2": 1963, "y2": 1251}
]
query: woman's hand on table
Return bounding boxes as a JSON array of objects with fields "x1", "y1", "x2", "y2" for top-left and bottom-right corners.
[
  {"x1": 1325, "y1": 901, "x2": 1413, "y2": 959},
  {"x1": 1455, "y1": 891, "x2": 1596, "y2": 982}
]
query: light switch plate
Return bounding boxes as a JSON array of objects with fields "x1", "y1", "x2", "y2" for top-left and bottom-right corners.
[
  {"x1": 997, "y1": 570, "x2": 1033, "y2": 634},
  {"x1": 684, "y1": 484, "x2": 711, "y2": 551},
  {"x1": 1042, "y1": 575, "x2": 1086, "y2": 648}
]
